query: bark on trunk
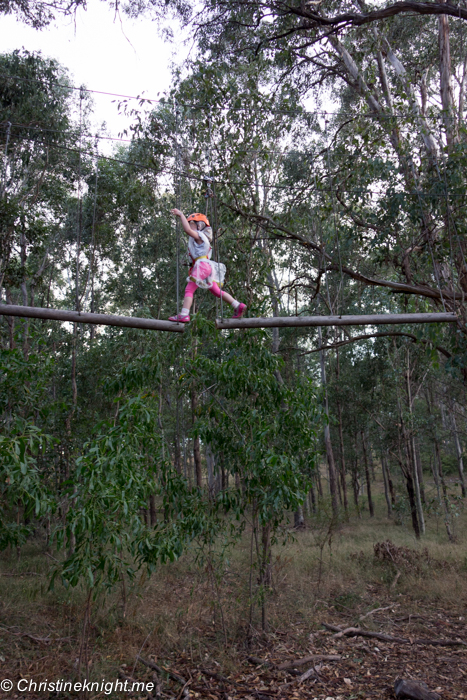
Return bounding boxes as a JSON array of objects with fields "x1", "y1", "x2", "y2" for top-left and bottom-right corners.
[
  {"x1": 403, "y1": 363, "x2": 425, "y2": 534},
  {"x1": 294, "y1": 506, "x2": 304, "y2": 529},
  {"x1": 309, "y1": 481, "x2": 317, "y2": 514},
  {"x1": 381, "y1": 452, "x2": 393, "y2": 518},
  {"x1": 415, "y1": 440, "x2": 426, "y2": 506},
  {"x1": 450, "y1": 401, "x2": 466, "y2": 497},
  {"x1": 438, "y1": 0, "x2": 458, "y2": 146},
  {"x1": 361, "y1": 431, "x2": 374, "y2": 517},
  {"x1": 405, "y1": 471, "x2": 421, "y2": 540}
]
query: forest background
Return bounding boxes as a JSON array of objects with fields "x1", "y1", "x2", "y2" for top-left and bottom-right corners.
[{"x1": 1, "y1": 0, "x2": 467, "y2": 698}]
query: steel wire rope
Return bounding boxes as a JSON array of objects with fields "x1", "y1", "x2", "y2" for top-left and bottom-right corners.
[
  {"x1": 325, "y1": 117, "x2": 345, "y2": 317},
  {"x1": 6, "y1": 121, "x2": 467, "y2": 197},
  {"x1": 205, "y1": 116, "x2": 224, "y2": 321},
  {"x1": 3, "y1": 70, "x2": 467, "y2": 121},
  {"x1": 212, "y1": 179, "x2": 223, "y2": 321},
  {"x1": 175, "y1": 100, "x2": 181, "y2": 320},
  {"x1": 6, "y1": 115, "x2": 467, "y2": 163},
  {"x1": 89, "y1": 135, "x2": 99, "y2": 322},
  {"x1": 205, "y1": 114, "x2": 221, "y2": 320},
  {"x1": 76, "y1": 87, "x2": 85, "y2": 316}
]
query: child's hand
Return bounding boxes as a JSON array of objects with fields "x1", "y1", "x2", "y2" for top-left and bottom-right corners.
[{"x1": 171, "y1": 208, "x2": 183, "y2": 217}]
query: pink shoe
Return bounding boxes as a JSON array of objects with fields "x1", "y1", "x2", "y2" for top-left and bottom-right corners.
[
  {"x1": 232, "y1": 303, "x2": 246, "y2": 319},
  {"x1": 168, "y1": 313, "x2": 190, "y2": 323}
]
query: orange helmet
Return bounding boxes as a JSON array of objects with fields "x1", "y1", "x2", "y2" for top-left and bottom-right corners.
[{"x1": 187, "y1": 212, "x2": 210, "y2": 227}]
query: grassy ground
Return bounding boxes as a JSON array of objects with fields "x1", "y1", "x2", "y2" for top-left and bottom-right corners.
[{"x1": 0, "y1": 488, "x2": 466, "y2": 699}]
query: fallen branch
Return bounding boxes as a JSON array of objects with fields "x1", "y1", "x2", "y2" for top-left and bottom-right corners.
[
  {"x1": 45, "y1": 552, "x2": 61, "y2": 563},
  {"x1": 0, "y1": 571, "x2": 42, "y2": 577},
  {"x1": 277, "y1": 654, "x2": 341, "y2": 670},
  {"x1": 359, "y1": 604, "x2": 398, "y2": 621},
  {"x1": 322, "y1": 622, "x2": 467, "y2": 647},
  {"x1": 136, "y1": 656, "x2": 188, "y2": 697},
  {"x1": 298, "y1": 666, "x2": 319, "y2": 683},
  {"x1": 246, "y1": 655, "x2": 274, "y2": 668},
  {"x1": 395, "y1": 678, "x2": 440, "y2": 700}
]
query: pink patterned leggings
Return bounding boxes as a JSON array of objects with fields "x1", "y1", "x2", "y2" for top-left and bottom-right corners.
[{"x1": 184, "y1": 280, "x2": 224, "y2": 299}]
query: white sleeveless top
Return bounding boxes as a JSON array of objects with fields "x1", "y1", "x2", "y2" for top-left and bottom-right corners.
[
  {"x1": 186, "y1": 232, "x2": 226, "y2": 289},
  {"x1": 187, "y1": 231, "x2": 212, "y2": 262}
]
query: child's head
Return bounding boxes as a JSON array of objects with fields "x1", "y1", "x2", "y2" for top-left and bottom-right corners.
[{"x1": 187, "y1": 213, "x2": 212, "y2": 241}]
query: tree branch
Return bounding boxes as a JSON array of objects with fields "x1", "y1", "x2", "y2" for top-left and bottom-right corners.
[
  {"x1": 299, "y1": 331, "x2": 452, "y2": 357},
  {"x1": 225, "y1": 204, "x2": 454, "y2": 302},
  {"x1": 279, "y1": 1, "x2": 467, "y2": 30}
]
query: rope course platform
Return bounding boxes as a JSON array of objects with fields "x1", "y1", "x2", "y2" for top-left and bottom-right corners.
[
  {"x1": 215, "y1": 312, "x2": 458, "y2": 330},
  {"x1": 0, "y1": 305, "x2": 185, "y2": 333}
]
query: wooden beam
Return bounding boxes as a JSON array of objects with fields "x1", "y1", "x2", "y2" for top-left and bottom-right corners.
[
  {"x1": 0, "y1": 304, "x2": 185, "y2": 333},
  {"x1": 215, "y1": 312, "x2": 457, "y2": 330}
]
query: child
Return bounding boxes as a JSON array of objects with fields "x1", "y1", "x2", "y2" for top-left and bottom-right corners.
[{"x1": 169, "y1": 209, "x2": 246, "y2": 323}]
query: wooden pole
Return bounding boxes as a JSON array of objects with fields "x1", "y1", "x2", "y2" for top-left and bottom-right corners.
[
  {"x1": 0, "y1": 304, "x2": 185, "y2": 333},
  {"x1": 216, "y1": 312, "x2": 457, "y2": 329}
]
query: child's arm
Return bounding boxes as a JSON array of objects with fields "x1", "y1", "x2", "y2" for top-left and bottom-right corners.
[{"x1": 171, "y1": 209, "x2": 201, "y2": 242}]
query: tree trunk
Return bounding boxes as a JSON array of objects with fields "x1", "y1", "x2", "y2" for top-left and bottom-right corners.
[
  {"x1": 316, "y1": 464, "x2": 323, "y2": 499},
  {"x1": 309, "y1": 481, "x2": 316, "y2": 514},
  {"x1": 438, "y1": 0, "x2": 458, "y2": 146},
  {"x1": 351, "y1": 455, "x2": 361, "y2": 516},
  {"x1": 405, "y1": 471, "x2": 421, "y2": 540},
  {"x1": 434, "y1": 437, "x2": 455, "y2": 541},
  {"x1": 381, "y1": 451, "x2": 392, "y2": 518},
  {"x1": 335, "y1": 347, "x2": 349, "y2": 517},
  {"x1": 450, "y1": 401, "x2": 466, "y2": 497},
  {"x1": 337, "y1": 403, "x2": 349, "y2": 516},
  {"x1": 387, "y1": 460, "x2": 397, "y2": 507},
  {"x1": 415, "y1": 440, "x2": 426, "y2": 506},
  {"x1": 191, "y1": 389, "x2": 203, "y2": 488},
  {"x1": 318, "y1": 327, "x2": 339, "y2": 518},
  {"x1": 361, "y1": 431, "x2": 374, "y2": 517},
  {"x1": 5, "y1": 287, "x2": 15, "y2": 349},
  {"x1": 294, "y1": 505, "x2": 304, "y2": 529},
  {"x1": 403, "y1": 364, "x2": 425, "y2": 534}
]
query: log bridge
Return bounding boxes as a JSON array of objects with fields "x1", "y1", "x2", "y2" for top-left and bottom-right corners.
[
  {"x1": 215, "y1": 312, "x2": 457, "y2": 329},
  {"x1": 0, "y1": 304, "x2": 185, "y2": 332}
]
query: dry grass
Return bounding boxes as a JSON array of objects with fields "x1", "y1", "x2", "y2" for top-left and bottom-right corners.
[{"x1": 0, "y1": 489, "x2": 466, "y2": 696}]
